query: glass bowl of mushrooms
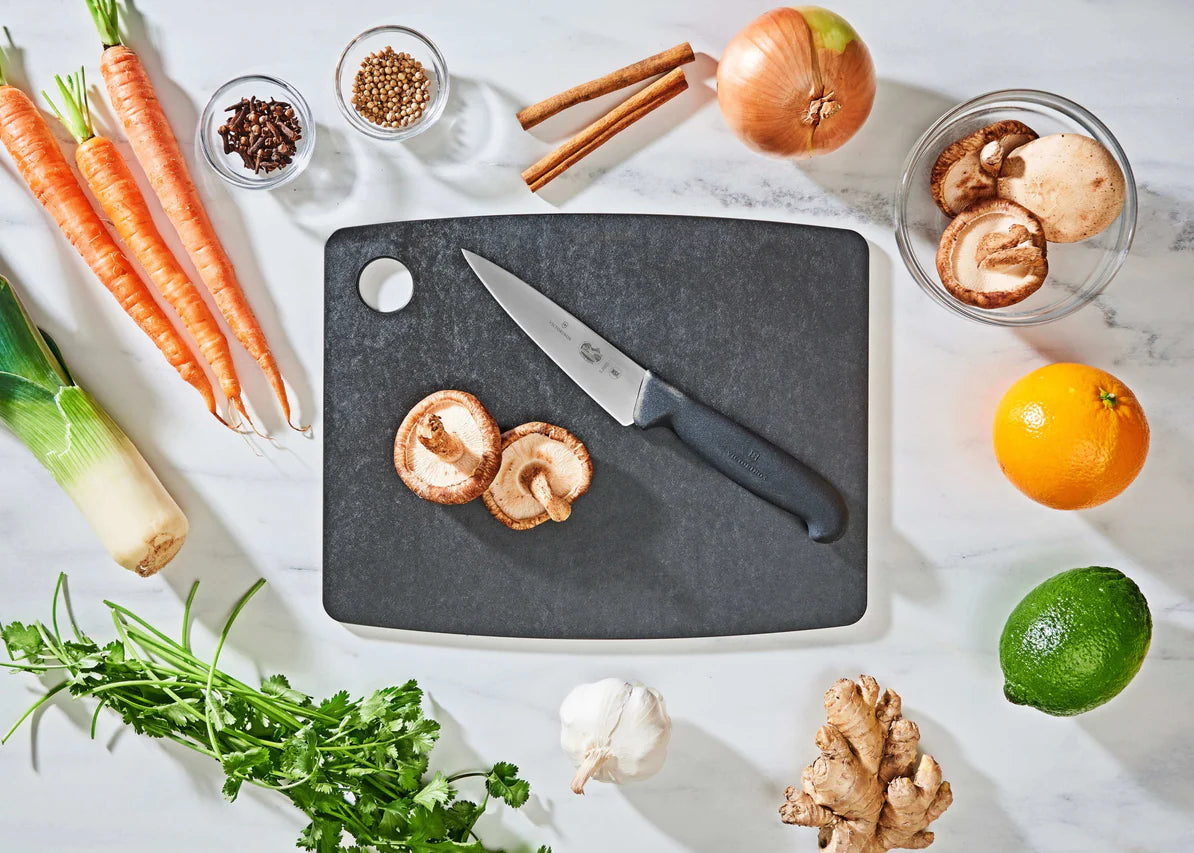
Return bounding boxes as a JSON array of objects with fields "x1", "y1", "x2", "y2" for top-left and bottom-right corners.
[
  {"x1": 894, "y1": 90, "x2": 1137, "y2": 326},
  {"x1": 197, "y1": 74, "x2": 315, "y2": 190},
  {"x1": 334, "y1": 25, "x2": 450, "y2": 142}
]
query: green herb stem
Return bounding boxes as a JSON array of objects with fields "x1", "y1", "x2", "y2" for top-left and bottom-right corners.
[
  {"x1": 1, "y1": 681, "x2": 69, "y2": 745},
  {"x1": 1, "y1": 576, "x2": 548, "y2": 852},
  {"x1": 181, "y1": 581, "x2": 199, "y2": 652}
]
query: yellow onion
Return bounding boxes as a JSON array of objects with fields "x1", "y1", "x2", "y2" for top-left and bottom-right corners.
[{"x1": 717, "y1": 6, "x2": 876, "y2": 159}]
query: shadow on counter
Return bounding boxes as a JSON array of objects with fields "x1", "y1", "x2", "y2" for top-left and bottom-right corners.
[
  {"x1": 427, "y1": 696, "x2": 558, "y2": 853},
  {"x1": 278, "y1": 77, "x2": 528, "y2": 233},
  {"x1": 1079, "y1": 620, "x2": 1194, "y2": 820},
  {"x1": 620, "y1": 720, "x2": 784, "y2": 851},
  {"x1": 909, "y1": 705, "x2": 1027, "y2": 849},
  {"x1": 1012, "y1": 184, "x2": 1194, "y2": 605},
  {"x1": 798, "y1": 79, "x2": 955, "y2": 229},
  {"x1": 273, "y1": 121, "x2": 360, "y2": 237},
  {"x1": 404, "y1": 76, "x2": 531, "y2": 200}
]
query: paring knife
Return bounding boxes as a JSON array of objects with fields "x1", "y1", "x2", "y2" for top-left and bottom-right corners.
[{"x1": 462, "y1": 249, "x2": 849, "y2": 544}]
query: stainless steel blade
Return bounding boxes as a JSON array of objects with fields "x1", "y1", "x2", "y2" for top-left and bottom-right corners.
[{"x1": 462, "y1": 249, "x2": 647, "y2": 426}]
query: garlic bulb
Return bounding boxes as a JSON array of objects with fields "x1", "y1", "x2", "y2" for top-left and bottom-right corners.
[{"x1": 559, "y1": 678, "x2": 671, "y2": 795}]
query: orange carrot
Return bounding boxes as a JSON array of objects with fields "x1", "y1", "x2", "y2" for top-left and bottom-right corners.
[
  {"x1": 87, "y1": 0, "x2": 302, "y2": 430},
  {"x1": 0, "y1": 68, "x2": 219, "y2": 419},
  {"x1": 46, "y1": 69, "x2": 249, "y2": 428}
]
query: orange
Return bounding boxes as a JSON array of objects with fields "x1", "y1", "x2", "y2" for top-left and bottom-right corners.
[{"x1": 993, "y1": 363, "x2": 1149, "y2": 510}]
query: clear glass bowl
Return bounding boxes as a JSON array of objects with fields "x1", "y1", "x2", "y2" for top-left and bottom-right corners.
[
  {"x1": 196, "y1": 74, "x2": 315, "y2": 190},
  {"x1": 894, "y1": 90, "x2": 1136, "y2": 326},
  {"x1": 334, "y1": 25, "x2": 449, "y2": 141}
]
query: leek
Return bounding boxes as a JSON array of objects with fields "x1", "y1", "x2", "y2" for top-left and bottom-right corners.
[{"x1": 0, "y1": 274, "x2": 187, "y2": 575}]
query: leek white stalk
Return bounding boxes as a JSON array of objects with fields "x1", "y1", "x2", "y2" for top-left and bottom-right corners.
[{"x1": 0, "y1": 274, "x2": 186, "y2": 574}]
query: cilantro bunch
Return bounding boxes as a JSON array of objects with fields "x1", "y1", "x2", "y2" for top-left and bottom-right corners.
[{"x1": 1, "y1": 576, "x2": 549, "y2": 853}]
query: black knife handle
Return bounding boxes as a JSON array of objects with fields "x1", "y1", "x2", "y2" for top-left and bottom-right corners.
[{"x1": 634, "y1": 372, "x2": 848, "y2": 543}]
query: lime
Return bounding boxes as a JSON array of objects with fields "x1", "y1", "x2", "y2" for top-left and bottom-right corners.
[{"x1": 1000, "y1": 566, "x2": 1151, "y2": 716}]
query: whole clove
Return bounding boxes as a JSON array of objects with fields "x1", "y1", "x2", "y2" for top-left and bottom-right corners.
[{"x1": 217, "y1": 96, "x2": 303, "y2": 175}]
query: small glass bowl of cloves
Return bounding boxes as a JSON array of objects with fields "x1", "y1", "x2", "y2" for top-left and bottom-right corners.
[{"x1": 197, "y1": 74, "x2": 315, "y2": 190}]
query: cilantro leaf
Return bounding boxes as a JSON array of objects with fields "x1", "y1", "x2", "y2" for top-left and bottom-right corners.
[
  {"x1": 486, "y1": 762, "x2": 531, "y2": 808},
  {"x1": 160, "y1": 699, "x2": 196, "y2": 727},
  {"x1": 261, "y1": 673, "x2": 311, "y2": 706},
  {"x1": 412, "y1": 772, "x2": 453, "y2": 810},
  {"x1": 206, "y1": 689, "x2": 237, "y2": 731},
  {"x1": 221, "y1": 775, "x2": 245, "y2": 803},
  {"x1": 280, "y1": 725, "x2": 320, "y2": 781},
  {"x1": 223, "y1": 746, "x2": 270, "y2": 777},
  {"x1": 100, "y1": 640, "x2": 125, "y2": 664},
  {"x1": 401, "y1": 717, "x2": 440, "y2": 755},
  {"x1": 358, "y1": 689, "x2": 391, "y2": 725},
  {"x1": 297, "y1": 817, "x2": 345, "y2": 853},
  {"x1": 2, "y1": 577, "x2": 551, "y2": 853},
  {"x1": 407, "y1": 803, "x2": 447, "y2": 840},
  {"x1": 317, "y1": 690, "x2": 352, "y2": 717},
  {"x1": 395, "y1": 754, "x2": 428, "y2": 792},
  {"x1": 378, "y1": 798, "x2": 411, "y2": 834},
  {"x1": 2, "y1": 621, "x2": 44, "y2": 660},
  {"x1": 442, "y1": 799, "x2": 479, "y2": 839}
]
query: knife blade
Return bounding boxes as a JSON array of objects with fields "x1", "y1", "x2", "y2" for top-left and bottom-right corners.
[{"x1": 462, "y1": 249, "x2": 848, "y2": 543}]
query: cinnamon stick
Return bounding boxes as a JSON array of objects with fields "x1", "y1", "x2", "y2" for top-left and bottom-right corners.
[
  {"x1": 523, "y1": 68, "x2": 688, "y2": 192},
  {"x1": 517, "y1": 42, "x2": 694, "y2": 130}
]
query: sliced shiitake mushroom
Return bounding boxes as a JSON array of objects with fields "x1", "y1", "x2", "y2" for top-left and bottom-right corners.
[
  {"x1": 394, "y1": 390, "x2": 502, "y2": 505},
  {"x1": 930, "y1": 120, "x2": 1038, "y2": 216},
  {"x1": 935, "y1": 198, "x2": 1048, "y2": 309},
  {"x1": 483, "y1": 422, "x2": 592, "y2": 531},
  {"x1": 997, "y1": 133, "x2": 1126, "y2": 243}
]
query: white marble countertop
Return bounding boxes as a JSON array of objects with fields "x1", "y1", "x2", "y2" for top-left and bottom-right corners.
[{"x1": 1, "y1": 1, "x2": 1192, "y2": 850}]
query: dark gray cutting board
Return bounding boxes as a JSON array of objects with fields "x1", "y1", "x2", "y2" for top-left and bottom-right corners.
[{"x1": 323, "y1": 214, "x2": 868, "y2": 639}]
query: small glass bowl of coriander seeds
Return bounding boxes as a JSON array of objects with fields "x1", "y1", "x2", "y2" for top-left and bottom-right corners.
[
  {"x1": 334, "y1": 25, "x2": 449, "y2": 141},
  {"x1": 197, "y1": 74, "x2": 315, "y2": 190}
]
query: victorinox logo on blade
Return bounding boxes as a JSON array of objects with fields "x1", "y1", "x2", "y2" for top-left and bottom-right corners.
[{"x1": 580, "y1": 342, "x2": 602, "y2": 364}]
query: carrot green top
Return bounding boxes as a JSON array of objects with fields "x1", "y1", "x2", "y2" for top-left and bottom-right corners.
[
  {"x1": 42, "y1": 69, "x2": 95, "y2": 145},
  {"x1": 85, "y1": 0, "x2": 123, "y2": 49}
]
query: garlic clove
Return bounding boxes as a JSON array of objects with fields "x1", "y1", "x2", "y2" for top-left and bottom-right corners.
[{"x1": 559, "y1": 678, "x2": 672, "y2": 795}]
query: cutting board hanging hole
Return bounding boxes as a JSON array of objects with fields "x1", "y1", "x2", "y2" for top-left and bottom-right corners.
[{"x1": 358, "y1": 257, "x2": 414, "y2": 313}]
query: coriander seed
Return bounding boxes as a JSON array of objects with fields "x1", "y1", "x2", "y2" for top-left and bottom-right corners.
[{"x1": 351, "y1": 45, "x2": 432, "y2": 130}]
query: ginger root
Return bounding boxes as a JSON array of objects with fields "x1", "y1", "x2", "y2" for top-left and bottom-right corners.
[{"x1": 780, "y1": 675, "x2": 952, "y2": 853}]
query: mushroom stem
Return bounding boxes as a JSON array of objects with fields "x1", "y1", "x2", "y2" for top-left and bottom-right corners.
[
  {"x1": 523, "y1": 466, "x2": 572, "y2": 522},
  {"x1": 417, "y1": 414, "x2": 469, "y2": 467}
]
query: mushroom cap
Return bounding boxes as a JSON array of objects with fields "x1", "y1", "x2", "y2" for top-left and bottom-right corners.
[
  {"x1": 393, "y1": 390, "x2": 502, "y2": 505},
  {"x1": 935, "y1": 198, "x2": 1048, "y2": 309},
  {"x1": 997, "y1": 133, "x2": 1126, "y2": 243},
  {"x1": 930, "y1": 120, "x2": 1038, "y2": 216},
  {"x1": 483, "y1": 422, "x2": 593, "y2": 531}
]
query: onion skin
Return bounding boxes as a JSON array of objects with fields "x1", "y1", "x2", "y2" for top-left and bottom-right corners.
[{"x1": 717, "y1": 6, "x2": 876, "y2": 159}]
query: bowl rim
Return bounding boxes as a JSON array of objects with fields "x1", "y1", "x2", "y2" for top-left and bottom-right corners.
[
  {"x1": 893, "y1": 88, "x2": 1137, "y2": 327},
  {"x1": 333, "y1": 24, "x2": 450, "y2": 142},
  {"x1": 196, "y1": 73, "x2": 316, "y2": 191}
]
